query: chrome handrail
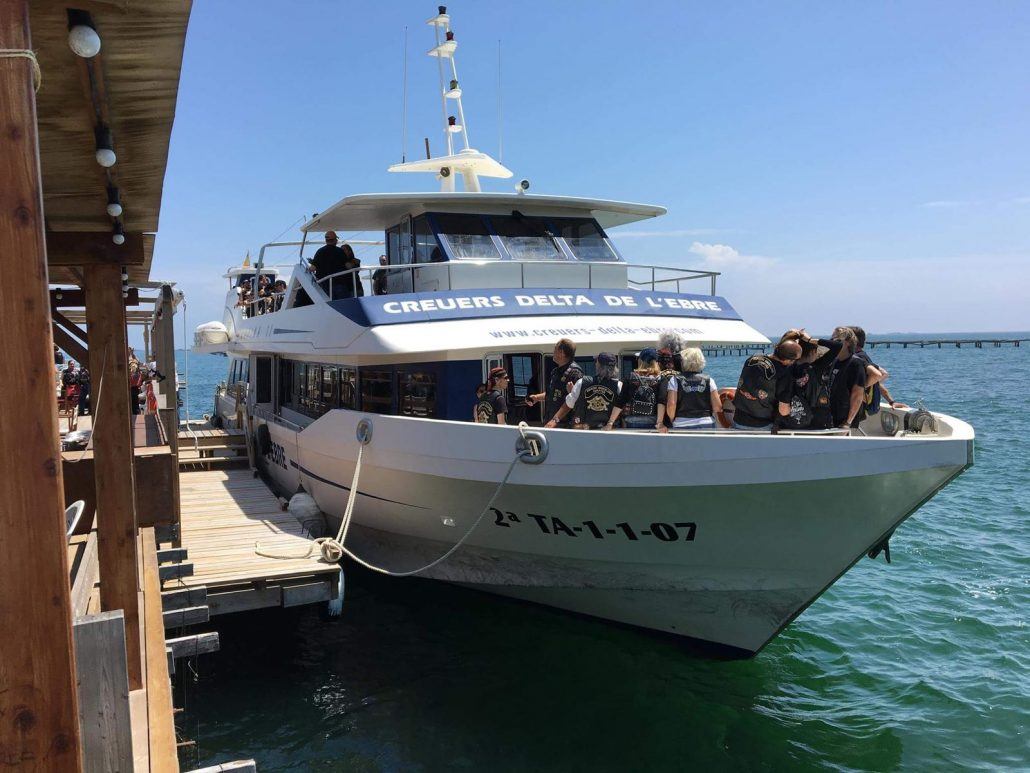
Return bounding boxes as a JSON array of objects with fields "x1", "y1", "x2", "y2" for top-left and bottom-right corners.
[{"x1": 240, "y1": 261, "x2": 722, "y2": 315}]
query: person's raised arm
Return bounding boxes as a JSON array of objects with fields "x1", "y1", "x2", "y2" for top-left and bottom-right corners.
[{"x1": 844, "y1": 385, "x2": 864, "y2": 427}]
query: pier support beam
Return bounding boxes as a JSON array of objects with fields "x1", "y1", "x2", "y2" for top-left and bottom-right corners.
[
  {"x1": 0, "y1": 1, "x2": 83, "y2": 769},
  {"x1": 84, "y1": 263, "x2": 143, "y2": 690}
]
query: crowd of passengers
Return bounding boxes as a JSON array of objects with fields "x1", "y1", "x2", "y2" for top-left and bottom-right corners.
[
  {"x1": 474, "y1": 327, "x2": 905, "y2": 432},
  {"x1": 242, "y1": 231, "x2": 396, "y2": 316}
]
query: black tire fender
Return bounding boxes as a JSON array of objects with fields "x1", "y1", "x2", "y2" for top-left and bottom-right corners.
[{"x1": 256, "y1": 422, "x2": 271, "y2": 456}]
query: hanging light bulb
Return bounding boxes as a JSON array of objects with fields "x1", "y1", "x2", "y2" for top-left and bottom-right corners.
[
  {"x1": 112, "y1": 222, "x2": 125, "y2": 245},
  {"x1": 67, "y1": 11, "x2": 101, "y2": 58},
  {"x1": 94, "y1": 125, "x2": 116, "y2": 168},
  {"x1": 106, "y1": 185, "x2": 122, "y2": 217}
]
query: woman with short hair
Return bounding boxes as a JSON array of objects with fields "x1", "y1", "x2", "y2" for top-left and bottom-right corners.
[{"x1": 664, "y1": 347, "x2": 728, "y2": 430}]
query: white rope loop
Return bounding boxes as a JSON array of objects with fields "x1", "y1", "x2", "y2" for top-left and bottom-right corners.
[
  {"x1": 256, "y1": 421, "x2": 536, "y2": 576},
  {"x1": 0, "y1": 49, "x2": 42, "y2": 92}
]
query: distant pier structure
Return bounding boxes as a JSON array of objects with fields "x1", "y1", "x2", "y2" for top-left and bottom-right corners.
[{"x1": 703, "y1": 338, "x2": 1027, "y2": 356}]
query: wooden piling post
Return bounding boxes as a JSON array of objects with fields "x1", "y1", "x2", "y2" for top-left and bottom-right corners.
[
  {"x1": 84, "y1": 263, "x2": 143, "y2": 690},
  {"x1": 0, "y1": 1, "x2": 83, "y2": 768}
]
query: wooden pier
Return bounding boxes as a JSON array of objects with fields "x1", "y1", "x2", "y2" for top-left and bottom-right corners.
[{"x1": 173, "y1": 469, "x2": 341, "y2": 616}]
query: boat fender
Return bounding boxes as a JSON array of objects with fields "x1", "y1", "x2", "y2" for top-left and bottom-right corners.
[
  {"x1": 516, "y1": 428, "x2": 548, "y2": 464},
  {"x1": 288, "y1": 492, "x2": 327, "y2": 538},
  {"x1": 256, "y1": 422, "x2": 271, "y2": 455}
]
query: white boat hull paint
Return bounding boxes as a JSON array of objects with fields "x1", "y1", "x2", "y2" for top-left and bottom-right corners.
[{"x1": 253, "y1": 409, "x2": 972, "y2": 655}]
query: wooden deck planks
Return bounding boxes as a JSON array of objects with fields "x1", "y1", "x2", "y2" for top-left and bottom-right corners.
[{"x1": 176, "y1": 469, "x2": 338, "y2": 590}]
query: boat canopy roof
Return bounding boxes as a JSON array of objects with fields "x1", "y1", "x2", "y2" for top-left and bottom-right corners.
[{"x1": 302, "y1": 193, "x2": 667, "y2": 233}]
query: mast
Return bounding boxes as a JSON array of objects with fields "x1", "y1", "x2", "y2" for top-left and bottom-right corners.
[{"x1": 390, "y1": 5, "x2": 513, "y2": 192}]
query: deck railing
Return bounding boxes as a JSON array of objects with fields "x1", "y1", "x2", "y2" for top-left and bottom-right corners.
[{"x1": 312, "y1": 261, "x2": 720, "y2": 302}]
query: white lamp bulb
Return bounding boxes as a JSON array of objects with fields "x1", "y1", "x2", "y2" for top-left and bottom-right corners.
[
  {"x1": 68, "y1": 25, "x2": 101, "y2": 58},
  {"x1": 107, "y1": 202, "x2": 123, "y2": 217},
  {"x1": 95, "y1": 148, "x2": 116, "y2": 168},
  {"x1": 112, "y1": 233, "x2": 125, "y2": 245}
]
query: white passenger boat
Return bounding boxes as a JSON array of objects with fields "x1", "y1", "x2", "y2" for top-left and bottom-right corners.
[{"x1": 195, "y1": 8, "x2": 973, "y2": 656}]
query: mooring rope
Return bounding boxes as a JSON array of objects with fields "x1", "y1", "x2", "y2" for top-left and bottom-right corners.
[
  {"x1": 0, "y1": 49, "x2": 42, "y2": 92},
  {"x1": 256, "y1": 423, "x2": 535, "y2": 577}
]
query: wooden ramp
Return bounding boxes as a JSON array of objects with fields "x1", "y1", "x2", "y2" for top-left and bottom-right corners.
[{"x1": 173, "y1": 469, "x2": 340, "y2": 615}]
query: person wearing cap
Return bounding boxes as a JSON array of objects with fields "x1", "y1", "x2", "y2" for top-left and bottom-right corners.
[
  {"x1": 607, "y1": 347, "x2": 662, "y2": 430},
  {"x1": 547, "y1": 353, "x2": 622, "y2": 430},
  {"x1": 527, "y1": 338, "x2": 583, "y2": 428},
  {"x1": 664, "y1": 347, "x2": 730, "y2": 430},
  {"x1": 476, "y1": 368, "x2": 509, "y2": 424}
]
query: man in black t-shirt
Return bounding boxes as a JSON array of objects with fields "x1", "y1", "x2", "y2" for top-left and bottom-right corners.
[
  {"x1": 827, "y1": 327, "x2": 867, "y2": 428},
  {"x1": 309, "y1": 231, "x2": 347, "y2": 279}
]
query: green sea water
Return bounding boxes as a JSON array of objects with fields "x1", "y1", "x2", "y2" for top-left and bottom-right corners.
[{"x1": 175, "y1": 337, "x2": 1028, "y2": 771}]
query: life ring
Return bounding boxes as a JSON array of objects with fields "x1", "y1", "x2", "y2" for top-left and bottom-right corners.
[{"x1": 718, "y1": 387, "x2": 736, "y2": 422}]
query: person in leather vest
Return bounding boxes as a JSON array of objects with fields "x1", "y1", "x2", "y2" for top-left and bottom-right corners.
[
  {"x1": 731, "y1": 339, "x2": 801, "y2": 430},
  {"x1": 655, "y1": 348, "x2": 680, "y2": 431},
  {"x1": 547, "y1": 352, "x2": 622, "y2": 429},
  {"x1": 664, "y1": 347, "x2": 730, "y2": 430},
  {"x1": 527, "y1": 338, "x2": 583, "y2": 427},
  {"x1": 608, "y1": 347, "x2": 662, "y2": 430},
  {"x1": 475, "y1": 368, "x2": 509, "y2": 425}
]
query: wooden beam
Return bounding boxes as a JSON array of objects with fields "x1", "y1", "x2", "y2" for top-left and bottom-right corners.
[
  {"x1": 53, "y1": 322, "x2": 90, "y2": 369},
  {"x1": 158, "y1": 562, "x2": 193, "y2": 583},
  {"x1": 73, "y1": 611, "x2": 133, "y2": 773},
  {"x1": 52, "y1": 307, "x2": 89, "y2": 346},
  {"x1": 160, "y1": 586, "x2": 207, "y2": 612},
  {"x1": 47, "y1": 231, "x2": 146, "y2": 266},
  {"x1": 140, "y1": 529, "x2": 178, "y2": 773},
  {"x1": 51, "y1": 287, "x2": 140, "y2": 307},
  {"x1": 0, "y1": 2, "x2": 84, "y2": 769},
  {"x1": 165, "y1": 632, "x2": 220, "y2": 660},
  {"x1": 84, "y1": 262, "x2": 142, "y2": 690},
  {"x1": 162, "y1": 605, "x2": 209, "y2": 628}
]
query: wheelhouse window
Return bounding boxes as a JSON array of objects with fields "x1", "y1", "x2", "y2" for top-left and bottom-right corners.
[
  {"x1": 360, "y1": 370, "x2": 394, "y2": 414},
  {"x1": 432, "y1": 213, "x2": 501, "y2": 260},
  {"x1": 398, "y1": 371, "x2": 437, "y2": 417},
  {"x1": 490, "y1": 215, "x2": 563, "y2": 261},
  {"x1": 550, "y1": 218, "x2": 619, "y2": 262},
  {"x1": 413, "y1": 215, "x2": 443, "y2": 264}
]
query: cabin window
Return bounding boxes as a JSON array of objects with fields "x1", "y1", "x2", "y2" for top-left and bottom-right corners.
[
  {"x1": 490, "y1": 215, "x2": 563, "y2": 261},
  {"x1": 432, "y1": 213, "x2": 501, "y2": 260},
  {"x1": 550, "y1": 218, "x2": 619, "y2": 262},
  {"x1": 398, "y1": 371, "x2": 437, "y2": 418},
  {"x1": 278, "y1": 359, "x2": 293, "y2": 411},
  {"x1": 321, "y1": 366, "x2": 338, "y2": 406},
  {"x1": 339, "y1": 368, "x2": 357, "y2": 409},
  {"x1": 413, "y1": 215, "x2": 443, "y2": 264},
  {"x1": 255, "y1": 357, "x2": 272, "y2": 404},
  {"x1": 360, "y1": 370, "x2": 394, "y2": 414}
]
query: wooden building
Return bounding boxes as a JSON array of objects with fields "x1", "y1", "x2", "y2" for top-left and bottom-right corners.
[{"x1": 0, "y1": 2, "x2": 245, "y2": 770}]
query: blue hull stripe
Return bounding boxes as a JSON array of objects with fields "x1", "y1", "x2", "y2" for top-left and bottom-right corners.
[{"x1": 289, "y1": 460, "x2": 430, "y2": 510}]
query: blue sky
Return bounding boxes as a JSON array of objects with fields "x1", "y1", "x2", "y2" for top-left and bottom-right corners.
[{"x1": 146, "y1": 0, "x2": 1030, "y2": 346}]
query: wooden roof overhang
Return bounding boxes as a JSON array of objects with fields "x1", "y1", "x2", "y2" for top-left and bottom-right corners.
[{"x1": 30, "y1": 0, "x2": 191, "y2": 285}]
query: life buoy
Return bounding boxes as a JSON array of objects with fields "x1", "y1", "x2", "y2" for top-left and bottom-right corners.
[{"x1": 718, "y1": 387, "x2": 736, "y2": 422}]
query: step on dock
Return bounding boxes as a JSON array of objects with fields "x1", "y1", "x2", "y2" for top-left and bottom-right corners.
[
  {"x1": 176, "y1": 427, "x2": 249, "y2": 470},
  {"x1": 171, "y1": 470, "x2": 341, "y2": 616}
]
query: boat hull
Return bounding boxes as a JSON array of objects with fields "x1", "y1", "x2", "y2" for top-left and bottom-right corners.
[{"x1": 254, "y1": 410, "x2": 972, "y2": 655}]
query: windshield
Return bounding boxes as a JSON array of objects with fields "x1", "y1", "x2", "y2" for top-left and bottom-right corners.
[
  {"x1": 550, "y1": 218, "x2": 619, "y2": 261},
  {"x1": 434, "y1": 214, "x2": 501, "y2": 260},
  {"x1": 491, "y1": 215, "x2": 563, "y2": 261}
]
